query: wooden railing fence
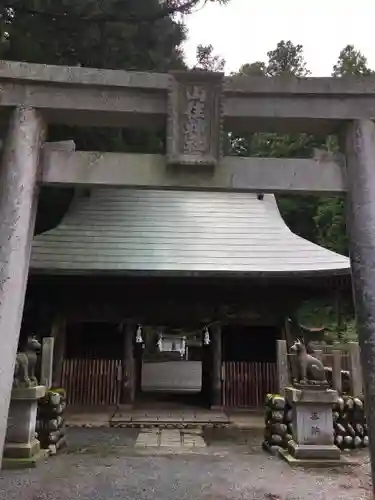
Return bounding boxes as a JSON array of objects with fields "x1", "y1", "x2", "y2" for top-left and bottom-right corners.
[
  {"x1": 222, "y1": 361, "x2": 277, "y2": 408},
  {"x1": 61, "y1": 358, "x2": 277, "y2": 408},
  {"x1": 62, "y1": 348, "x2": 356, "y2": 409},
  {"x1": 61, "y1": 358, "x2": 121, "y2": 406}
]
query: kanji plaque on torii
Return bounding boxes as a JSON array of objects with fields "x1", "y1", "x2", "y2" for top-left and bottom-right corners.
[{"x1": 167, "y1": 71, "x2": 223, "y2": 167}]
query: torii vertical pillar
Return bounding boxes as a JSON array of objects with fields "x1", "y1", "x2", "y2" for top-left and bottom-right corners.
[
  {"x1": 0, "y1": 107, "x2": 45, "y2": 468},
  {"x1": 345, "y1": 119, "x2": 375, "y2": 495}
]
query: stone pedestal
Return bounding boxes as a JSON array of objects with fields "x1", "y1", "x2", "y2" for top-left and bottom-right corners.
[
  {"x1": 280, "y1": 386, "x2": 342, "y2": 466},
  {"x1": 2, "y1": 386, "x2": 48, "y2": 468}
]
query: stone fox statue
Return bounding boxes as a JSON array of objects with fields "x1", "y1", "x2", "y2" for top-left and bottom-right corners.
[
  {"x1": 13, "y1": 336, "x2": 41, "y2": 388},
  {"x1": 290, "y1": 338, "x2": 327, "y2": 384}
]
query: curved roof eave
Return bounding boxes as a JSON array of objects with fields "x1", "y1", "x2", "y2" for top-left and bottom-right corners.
[{"x1": 30, "y1": 189, "x2": 351, "y2": 276}]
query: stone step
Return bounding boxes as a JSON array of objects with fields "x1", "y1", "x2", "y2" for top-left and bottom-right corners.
[
  {"x1": 110, "y1": 409, "x2": 230, "y2": 429},
  {"x1": 110, "y1": 421, "x2": 230, "y2": 429}
]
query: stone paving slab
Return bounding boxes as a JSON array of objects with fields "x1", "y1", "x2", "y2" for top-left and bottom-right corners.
[
  {"x1": 181, "y1": 432, "x2": 206, "y2": 448},
  {"x1": 135, "y1": 429, "x2": 207, "y2": 450},
  {"x1": 135, "y1": 431, "x2": 160, "y2": 448}
]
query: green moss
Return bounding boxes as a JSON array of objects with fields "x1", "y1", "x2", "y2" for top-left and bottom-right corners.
[
  {"x1": 2, "y1": 450, "x2": 49, "y2": 470},
  {"x1": 49, "y1": 387, "x2": 66, "y2": 396}
]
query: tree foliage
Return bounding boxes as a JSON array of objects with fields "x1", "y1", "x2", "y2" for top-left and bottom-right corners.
[
  {"x1": 195, "y1": 44, "x2": 225, "y2": 71},
  {"x1": 1, "y1": 1, "x2": 187, "y2": 70},
  {"x1": 238, "y1": 61, "x2": 267, "y2": 77},
  {"x1": 332, "y1": 44, "x2": 373, "y2": 77},
  {"x1": 238, "y1": 41, "x2": 309, "y2": 78},
  {"x1": 0, "y1": 0, "x2": 229, "y2": 31},
  {"x1": 266, "y1": 40, "x2": 310, "y2": 77}
]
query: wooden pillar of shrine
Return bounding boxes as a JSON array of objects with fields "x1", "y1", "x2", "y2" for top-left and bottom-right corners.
[
  {"x1": 121, "y1": 323, "x2": 135, "y2": 405},
  {"x1": 210, "y1": 323, "x2": 222, "y2": 408},
  {"x1": 201, "y1": 331, "x2": 212, "y2": 407},
  {"x1": 52, "y1": 315, "x2": 67, "y2": 388}
]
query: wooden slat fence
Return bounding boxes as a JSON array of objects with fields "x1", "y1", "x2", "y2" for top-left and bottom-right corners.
[
  {"x1": 322, "y1": 353, "x2": 349, "y2": 371},
  {"x1": 222, "y1": 361, "x2": 277, "y2": 408},
  {"x1": 61, "y1": 359, "x2": 121, "y2": 406}
]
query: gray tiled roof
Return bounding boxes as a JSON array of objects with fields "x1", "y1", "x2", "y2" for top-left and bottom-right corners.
[{"x1": 30, "y1": 189, "x2": 350, "y2": 276}]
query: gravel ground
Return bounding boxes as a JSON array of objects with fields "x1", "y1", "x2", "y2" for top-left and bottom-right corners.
[{"x1": 0, "y1": 428, "x2": 372, "y2": 500}]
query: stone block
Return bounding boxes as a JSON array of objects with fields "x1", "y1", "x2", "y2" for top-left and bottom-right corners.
[
  {"x1": 11, "y1": 386, "x2": 46, "y2": 401},
  {"x1": 288, "y1": 442, "x2": 340, "y2": 460},
  {"x1": 6, "y1": 402, "x2": 37, "y2": 444},
  {"x1": 4, "y1": 385, "x2": 46, "y2": 464},
  {"x1": 294, "y1": 403, "x2": 335, "y2": 446},
  {"x1": 283, "y1": 386, "x2": 341, "y2": 463},
  {"x1": 4, "y1": 438, "x2": 40, "y2": 459},
  {"x1": 2, "y1": 449, "x2": 50, "y2": 470},
  {"x1": 278, "y1": 448, "x2": 353, "y2": 468},
  {"x1": 285, "y1": 386, "x2": 338, "y2": 405}
]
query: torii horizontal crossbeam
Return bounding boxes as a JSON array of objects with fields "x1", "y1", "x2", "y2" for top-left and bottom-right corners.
[
  {"x1": 41, "y1": 147, "x2": 346, "y2": 194},
  {"x1": 1, "y1": 60, "x2": 375, "y2": 133}
]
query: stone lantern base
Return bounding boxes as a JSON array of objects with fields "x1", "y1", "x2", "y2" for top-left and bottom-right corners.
[
  {"x1": 2, "y1": 386, "x2": 49, "y2": 469},
  {"x1": 279, "y1": 386, "x2": 349, "y2": 467}
]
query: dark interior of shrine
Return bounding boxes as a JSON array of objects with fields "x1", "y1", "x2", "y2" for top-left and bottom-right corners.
[
  {"x1": 61, "y1": 320, "x2": 280, "y2": 406},
  {"x1": 222, "y1": 325, "x2": 279, "y2": 363},
  {"x1": 65, "y1": 323, "x2": 279, "y2": 362},
  {"x1": 66, "y1": 323, "x2": 123, "y2": 359},
  {"x1": 19, "y1": 273, "x2": 351, "y2": 408}
]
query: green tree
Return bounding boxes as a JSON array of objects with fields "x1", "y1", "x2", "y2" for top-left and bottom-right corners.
[
  {"x1": 1, "y1": 0, "x2": 230, "y2": 31},
  {"x1": 237, "y1": 61, "x2": 266, "y2": 76},
  {"x1": 238, "y1": 40, "x2": 310, "y2": 78},
  {"x1": 266, "y1": 40, "x2": 310, "y2": 77},
  {"x1": 195, "y1": 44, "x2": 225, "y2": 71},
  {"x1": 1, "y1": 1, "x2": 186, "y2": 70},
  {"x1": 332, "y1": 44, "x2": 373, "y2": 77},
  {"x1": 314, "y1": 197, "x2": 347, "y2": 255}
]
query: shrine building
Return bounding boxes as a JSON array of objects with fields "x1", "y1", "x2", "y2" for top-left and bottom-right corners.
[{"x1": 24, "y1": 187, "x2": 350, "y2": 409}]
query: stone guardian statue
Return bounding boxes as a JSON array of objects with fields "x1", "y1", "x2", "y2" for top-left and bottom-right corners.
[
  {"x1": 13, "y1": 336, "x2": 41, "y2": 388},
  {"x1": 290, "y1": 338, "x2": 327, "y2": 385}
]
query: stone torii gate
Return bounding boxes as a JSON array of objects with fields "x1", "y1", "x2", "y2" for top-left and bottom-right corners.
[{"x1": 0, "y1": 61, "x2": 375, "y2": 478}]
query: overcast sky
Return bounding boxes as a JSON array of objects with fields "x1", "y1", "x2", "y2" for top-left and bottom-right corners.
[{"x1": 184, "y1": 0, "x2": 375, "y2": 76}]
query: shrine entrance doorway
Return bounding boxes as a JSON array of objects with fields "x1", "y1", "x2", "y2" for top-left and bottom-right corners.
[{"x1": 136, "y1": 329, "x2": 206, "y2": 408}]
